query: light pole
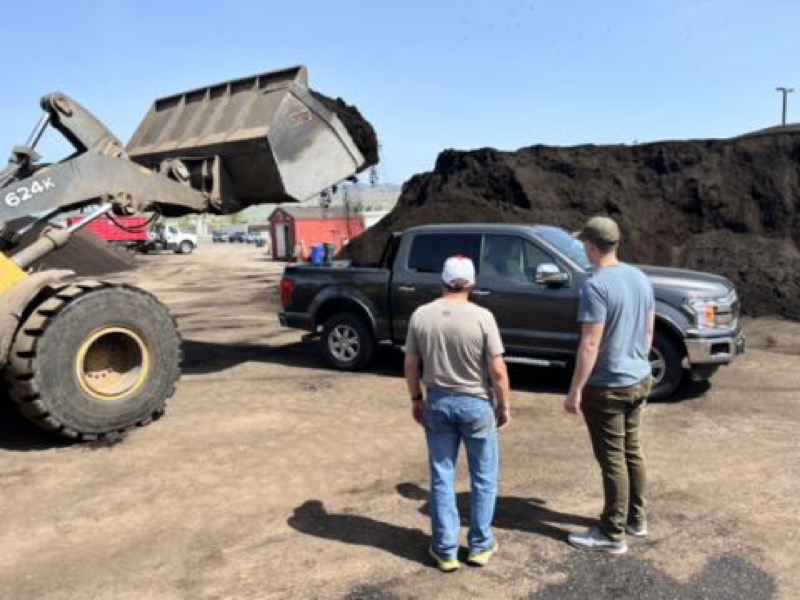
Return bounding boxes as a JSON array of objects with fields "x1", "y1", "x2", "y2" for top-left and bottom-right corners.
[{"x1": 776, "y1": 86, "x2": 794, "y2": 126}]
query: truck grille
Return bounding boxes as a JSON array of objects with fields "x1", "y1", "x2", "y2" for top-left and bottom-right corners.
[{"x1": 715, "y1": 291, "x2": 739, "y2": 329}]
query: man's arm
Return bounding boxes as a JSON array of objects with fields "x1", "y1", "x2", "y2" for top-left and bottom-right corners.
[
  {"x1": 404, "y1": 353, "x2": 425, "y2": 425},
  {"x1": 565, "y1": 321, "x2": 605, "y2": 414},
  {"x1": 646, "y1": 310, "x2": 655, "y2": 350},
  {"x1": 482, "y1": 312, "x2": 511, "y2": 429},
  {"x1": 489, "y1": 354, "x2": 511, "y2": 429}
]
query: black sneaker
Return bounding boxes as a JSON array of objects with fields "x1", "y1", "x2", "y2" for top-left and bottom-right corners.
[
  {"x1": 626, "y1": 521, "x2": 648, "y2": 538},
  {"x1": 568, "y1": 527, "x2": 628, "y2": 555}
]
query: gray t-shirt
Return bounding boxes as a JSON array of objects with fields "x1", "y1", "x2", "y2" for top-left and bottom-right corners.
[
  {"x1": 578, "y1": 263, "x2": 655, "y2": 388},
  {"x1": 405, "y1": 299, "x2": 505, "y2": 399}
]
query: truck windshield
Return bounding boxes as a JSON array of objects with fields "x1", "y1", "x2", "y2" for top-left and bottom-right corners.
[{"x1": 533, "y1": 226, "x2": 591, "y2": 270}]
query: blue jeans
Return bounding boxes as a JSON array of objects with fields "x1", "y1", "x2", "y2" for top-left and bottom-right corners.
[{"x1": 424, "y1": 389, "x2": 499, "y2": 559}]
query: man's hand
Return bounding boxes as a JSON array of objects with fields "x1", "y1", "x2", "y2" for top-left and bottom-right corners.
[
  {"x1": 564, "y1": 389, "x2": 582, "y2": 415},
  {"x1": 496, "y1": 404, "x2": 511, "y2": 430},
  {"x1": 412, "y1": 400, "x2": 425, "y2": 426}
]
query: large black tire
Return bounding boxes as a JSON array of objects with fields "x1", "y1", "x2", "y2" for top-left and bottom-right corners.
[
  {"x1": 4, "y1": 281, "x2": 181, "y2": 440},
  {"x1": 321, "y1": 312, "x2": 374, "y2": 370},
  {"x1": 177, "y1": 241, "x2": 194, "y2": 255},
  {"x1": 649, "y1": 331, "x2": 685, "y2": 400}
]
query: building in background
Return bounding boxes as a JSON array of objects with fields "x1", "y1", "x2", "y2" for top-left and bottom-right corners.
[
  {"x1": 201, "y1": 183, "x2": 400, "y2": 258},
  {"x1": 268, "y1": 206, "x2": 365, "y2": 260}
]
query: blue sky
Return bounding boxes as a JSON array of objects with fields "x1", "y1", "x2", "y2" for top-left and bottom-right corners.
[{"x1": 2, "y1": 0, "x2": 798, "y2": 184}]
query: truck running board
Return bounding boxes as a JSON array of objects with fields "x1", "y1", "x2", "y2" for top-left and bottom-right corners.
[{"x1": 504, "y1": 356, "x2": 568, "y2": 368}]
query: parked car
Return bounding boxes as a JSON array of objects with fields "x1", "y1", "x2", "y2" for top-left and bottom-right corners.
[
  {"x1": 278, "y1": 224, "x2": 745, "y2": 399},
  {"x1": 212, "y1": 231, "x2": 230, "y2": 243},
  {"x1": 248, "y1": 233, "x2": 267, "y2": 247}
]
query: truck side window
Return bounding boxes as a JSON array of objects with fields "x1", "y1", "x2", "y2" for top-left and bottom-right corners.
[
  {"x1": 481, "y1": 235, "x2": 552, "y2": 284},
  {"x1": 522, "y1": 239, "x2": 553, "y2": 275},
  {"x1": 407, "y1": 234, "x2": 481, "y2": 273}
]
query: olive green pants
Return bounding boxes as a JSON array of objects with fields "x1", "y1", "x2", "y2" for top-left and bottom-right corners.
[{"x1": 582, "y1": 378, "x2": 652, "y2": 542}]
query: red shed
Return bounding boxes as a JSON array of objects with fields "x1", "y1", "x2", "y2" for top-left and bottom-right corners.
[{"x1": 269, "y1": 206, "x2": 365, "y2": 260}]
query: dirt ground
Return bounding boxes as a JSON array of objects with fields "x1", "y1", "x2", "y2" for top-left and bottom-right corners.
[{"x1": 0, "y1": 244, "x2": 797, "y2": 599}]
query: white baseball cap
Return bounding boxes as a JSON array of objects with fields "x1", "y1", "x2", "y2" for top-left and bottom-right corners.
[{"x1": 442, "y1": 255, "x2": 476, "y2": 288}]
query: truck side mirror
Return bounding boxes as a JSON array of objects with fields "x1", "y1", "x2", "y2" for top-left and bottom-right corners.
[{"x1": 534, "y1": 263, "x2": 569, "y2": 287}]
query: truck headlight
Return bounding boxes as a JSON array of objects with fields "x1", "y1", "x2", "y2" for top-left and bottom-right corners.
[{"x1": 687, "y1": 299, "x2": 717, "y2": 330}]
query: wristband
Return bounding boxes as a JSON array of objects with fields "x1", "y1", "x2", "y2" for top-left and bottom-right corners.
[{"x1": 411, "y1": 393, "x2": 423, "y2": 402}]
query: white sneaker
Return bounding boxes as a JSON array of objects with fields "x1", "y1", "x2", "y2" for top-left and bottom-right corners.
[
  {"x1": 626, "y1": 521, "x2": 648, "y2": 538},
  {"x1": 568, "y1": 527, "x2": 628, "y2": 555}
]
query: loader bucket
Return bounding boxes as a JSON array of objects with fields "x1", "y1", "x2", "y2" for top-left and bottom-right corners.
[{"x1": 126, "y1": 66, "x2": 378, "y2": 208}]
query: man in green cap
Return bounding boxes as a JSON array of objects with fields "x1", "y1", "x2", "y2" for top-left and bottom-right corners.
[{"x1": 565, "y1": 216, "x2": 655, "y2": 555}]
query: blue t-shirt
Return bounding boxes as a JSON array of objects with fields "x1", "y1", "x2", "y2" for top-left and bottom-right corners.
[{"x1": 578, "y1": 263, "x2": 655, "y2": 388}]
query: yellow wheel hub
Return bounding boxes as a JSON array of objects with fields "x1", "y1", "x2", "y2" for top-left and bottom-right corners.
[{"x1": 76, "y1": 327, "x2": 150, "y2": 401}]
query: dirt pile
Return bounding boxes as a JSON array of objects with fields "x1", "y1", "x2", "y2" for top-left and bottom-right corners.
[
  {"x1": 311, "y1": 91, "x2": 379, "y2": 169},
  {"x1": 345, "y1": 132, "x2": 800, "y2": 318},
  {"x1": 11, "y1": 219, "x2": 136, "y2": 276}
]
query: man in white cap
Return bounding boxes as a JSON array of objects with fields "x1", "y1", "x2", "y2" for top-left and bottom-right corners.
[{"x1": 404, "y1": 255, "x2": 511, "y2": 572}]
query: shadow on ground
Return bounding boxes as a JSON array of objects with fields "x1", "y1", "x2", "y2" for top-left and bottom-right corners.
[
  {"x1": 181, "y1": 339, "x2": 573, "y2": 395},
  {"x1": 181, "y1": 339, "x2": 398, "y2": 377},
  {"x1": 395, "y1": 482, "x2": 594, "y2": 543},
  {"x1": 0, "y1": 394, "x2": 73, "y2": 452},
  {"x1": 288, "y1": 486, "x2": 593, "y2": 566},
  {"x1": 182, "y1": 337, "x2": 711, "y2": 402},
  {"x1": 287, "y1": 500, "x2": 430, "y2": 565}
]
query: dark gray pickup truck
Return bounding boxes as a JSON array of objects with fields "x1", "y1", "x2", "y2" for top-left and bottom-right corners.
[{"x1": 279, "y1": 224, "x2": 745, "y2": 399}]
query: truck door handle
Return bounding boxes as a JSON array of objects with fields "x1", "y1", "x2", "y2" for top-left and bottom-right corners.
[
  {"x1": 398, "y1": 286, "x2": 416, "y2": 293},
  {"x1": 472, "y1": 289, "x2": 492, "y2": 297}
]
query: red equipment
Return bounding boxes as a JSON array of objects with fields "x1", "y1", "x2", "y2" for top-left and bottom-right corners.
[{"x1": 66, "y1": 216, "x2": 149, "y2": 242}]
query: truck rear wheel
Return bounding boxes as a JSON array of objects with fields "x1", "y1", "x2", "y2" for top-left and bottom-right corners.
[
  {"x1": 321, "y1": 312, "x2": 374, "y2": 370},
  {"x1": 4, "y1": 281, "x2": 181, "y2": 440},
  {"x1": 178, "y1": 241, "x2": 194, "y2": 254},
  {"x1": 649, "y1": 331, "x2": 684, "y2": 400}
]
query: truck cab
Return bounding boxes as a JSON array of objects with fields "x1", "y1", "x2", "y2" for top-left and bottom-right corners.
[{"x1": 146, "y1": 223, "x2": 198, "y2": 254}]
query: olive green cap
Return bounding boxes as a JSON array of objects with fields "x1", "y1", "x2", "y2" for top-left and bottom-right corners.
[{"x1": 574, "y1": 216, "x2": 621, "y2": 244}]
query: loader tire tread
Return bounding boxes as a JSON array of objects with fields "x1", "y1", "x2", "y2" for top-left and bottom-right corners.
[{"x1": 4, "y1": 280, "x2": 182, "y2": 440}]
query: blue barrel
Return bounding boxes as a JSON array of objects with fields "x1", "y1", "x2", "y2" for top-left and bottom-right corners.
[{"x1": 310, "y1": 244, "x2": 325, "y2": 265}]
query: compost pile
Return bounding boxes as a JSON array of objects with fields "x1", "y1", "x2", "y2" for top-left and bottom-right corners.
[
  {"x1": 11, "y1": 219, "x2": 136, "y2": 276},
  {"x1": 311, "y1": 91, "x2": 379, "y2": 168},
  {"x1": 345, "y1": 131, "x2": 800, "y2": 319}
]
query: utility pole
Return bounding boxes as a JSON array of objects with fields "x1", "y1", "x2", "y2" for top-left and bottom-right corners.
[{"x1": 776, "y1": 86, "x2": 794, "y2": 126}]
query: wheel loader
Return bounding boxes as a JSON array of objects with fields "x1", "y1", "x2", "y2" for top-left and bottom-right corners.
[{"x1": 0, "y1": 66, "x2": 377, "y2": 440}]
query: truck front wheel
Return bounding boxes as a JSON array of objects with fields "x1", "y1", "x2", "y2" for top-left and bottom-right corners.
[
  {"x1": 649, "y1": 332, "x2": 684, "y2": 400},
  {"x1": 4, "y1": 281, "x2": 181, "y2": 440},
  {"x1": 321, "y1": 312, "x2": 374, "y2": 370}
]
